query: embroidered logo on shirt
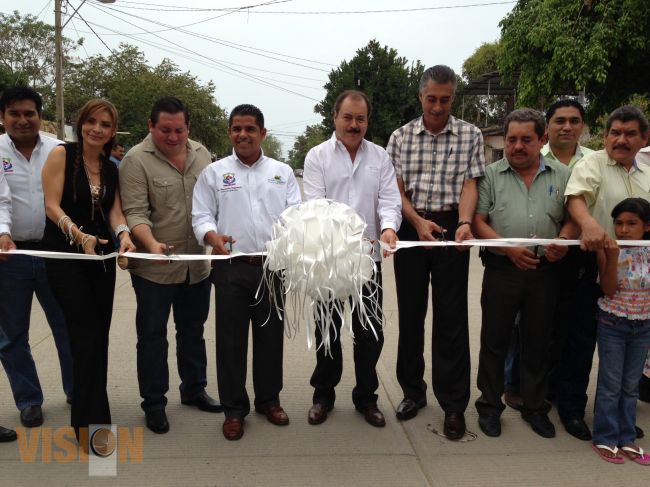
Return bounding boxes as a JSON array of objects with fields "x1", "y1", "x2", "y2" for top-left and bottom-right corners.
[
  {"x1": 268, "y1": 174, "x2": 285, "y2": 185},
  {"x1": 222, "y1": 172, "x2": 236, "y2": 186},
  {"x1": 2, "y1": 157, "x2": 13, "y2": 173}
]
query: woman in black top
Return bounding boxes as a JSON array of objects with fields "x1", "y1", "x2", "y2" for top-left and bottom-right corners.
[{"x1": 42, "y1": 98, "x2": 135, "y2": 443}]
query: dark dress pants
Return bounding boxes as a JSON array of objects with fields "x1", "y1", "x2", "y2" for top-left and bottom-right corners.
[
  {"x1": 130, "y1": 273, "x2": 211, "y2": 412},
  {"x1": 46, "y1": 258, "x2": 115, "y2": 438},
  {"x1": 310, "y1": 266, "x2": 384, "y2": 409},
  {"x1": 476, "y1": 255, "x2": 558, "y2": 416},
  {"x1": 213, "y1": 260, "x2": 284, "y2": 419},
  {"x1": 556, "y1": 250, "x2": 600, "y2": 422},
  {"x1": 395, "y1": 214, "x2": 471, "y2": 413}
]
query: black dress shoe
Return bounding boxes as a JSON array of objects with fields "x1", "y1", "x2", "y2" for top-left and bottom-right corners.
[
  {"x1": 522, "y1": 411, "x2": 555, "y2": 438},
  {"x1": 20, "y1": 405, "x2": 43, "y2": 428},
  {"x1": 308, "y1": 403, "x2": 332, "y2": 425},
  {"x1": 478, "y1": 413, "x2": 501, "y2": 437},
  {"x1": 562, "y1": 418, "x2": 591, "y2": 441},
  {"x1": 443, "y1": 411, "x2": 466, "y2": 440},
  {"x1": 358, "y1": 404, "x2": 386, "y2": 427},
  {"x1": 145, "y1": 409, "x2": 169, "y2": 434},
  {"x1": 396, "y1": 398, "x2": 426, "y2": 421},
  {"x1": 181, "y1": 391, "x2": 223, "y2": 413},
  {"x1": 0, "y1": 425, "x2": 17, "y2": 442}
]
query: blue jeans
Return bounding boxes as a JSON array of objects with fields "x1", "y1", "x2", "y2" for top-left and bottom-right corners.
[
  {"x1": 131, "y1": 274, "x2": 211, "y2": 412},
  {"x1": 0, "y1": 255, "x2": 73, "y2": 409},
  {"x1": 592, "y1": 310, "x2": 650, "y2": 446}
]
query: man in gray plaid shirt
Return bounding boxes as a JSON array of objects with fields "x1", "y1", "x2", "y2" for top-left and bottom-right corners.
[{"x1": 386, "y1": 65, "x2": 485, "y2": 440}]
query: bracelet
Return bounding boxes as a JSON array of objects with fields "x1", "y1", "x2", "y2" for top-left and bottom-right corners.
[
  {"x1": 114, "y1": 224, "x2": 130, "y2": 237},
  {"x1": 457, "y1": 220, "x2": 471, "y2": 228},
  {"x1": 80, "y1": 233, "x2": 94, "y2": 249}
]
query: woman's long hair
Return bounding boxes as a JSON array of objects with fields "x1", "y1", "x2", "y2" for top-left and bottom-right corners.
[{"x1": 72, "y1": 99, "x2": 118, "y2": 202}]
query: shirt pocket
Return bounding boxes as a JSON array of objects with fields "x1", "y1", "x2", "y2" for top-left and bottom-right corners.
[{"x1": 152, "y1": 177, "x2": 181, "y2": 210}]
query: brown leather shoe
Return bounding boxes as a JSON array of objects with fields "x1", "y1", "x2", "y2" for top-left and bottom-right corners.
[
  {"x1": 222, "y1": 418, "x2": 244, "y2": 441},
  {"x1": 308, "y1": 403, "x2": 332, "y2": 425},
  {"x1": 503, "y1": 391, "x2": 523, "y2": 411},
  {"x1": 359, "y1": 404, "x2": 386, "y2": 427},
  {"x1": 257, "y1": 405, "x2": 289, "y2": 426},
  {"x1": 443, "y1": 411, "x2": 466, "y2": 440}
]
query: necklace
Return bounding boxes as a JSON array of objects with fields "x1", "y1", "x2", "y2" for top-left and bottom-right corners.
[{"x1": 82, "y1": 156, "x2": 104, "y2": 220}]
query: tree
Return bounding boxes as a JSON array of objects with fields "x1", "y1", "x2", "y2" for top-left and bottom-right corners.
[
  {"x1": 315, "y1": 40, "x2": 424, "y2": 147},
  {"x1": 63, "y1": 44, "x2": 229, "y2": 155},
  {"x1": 262, "y1": 134, "x2": 283, "y2": 161},
  {"x1": 499, "y1": 0, "x2": 650, "y2": 120},
  {"x1": 287, "y1": 124, "x2": 328, "y2": 169},
  {"x1": 0, "y1": 11, "x2": 79, "y2": 99},
  {"x1": 456, "y1": 41, "x2": 506, "y2": 127}
]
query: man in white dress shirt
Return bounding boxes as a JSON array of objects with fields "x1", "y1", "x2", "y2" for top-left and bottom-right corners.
[
  {"x1": 192, "y1": 104, "x2": 301, "y2": 441},
  {"x1": 0, "y1": 87, "x2": 73, "y2": 429},
  {"x1": 302, "y1": 90, "x2": 402, "y2": 427}
]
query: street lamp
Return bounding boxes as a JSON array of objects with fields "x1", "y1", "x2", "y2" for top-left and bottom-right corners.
[{"x1": 54, "y1": 0, "x2": 116, "y2": 139}]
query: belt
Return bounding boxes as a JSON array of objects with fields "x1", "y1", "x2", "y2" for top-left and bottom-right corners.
[
  {"x1": 14, "y1": 241, "x2": 42, "y2": 251},
  {"x1": 416, "y1": 209, "x2": 458, "y2": 221},
  {"x1": 231, "y1": 255, "x2": 266, "y2": 266},
  {"x1": 482, "y1": 250, "x2": 555, "y2": 269}
]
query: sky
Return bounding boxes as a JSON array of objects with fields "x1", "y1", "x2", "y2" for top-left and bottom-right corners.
[{"x1": 3, "y1": 0, "x2": 515, "y2": 154}]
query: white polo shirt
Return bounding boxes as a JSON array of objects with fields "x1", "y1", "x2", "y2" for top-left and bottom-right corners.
[
  {"x1": 0, "y1": 166, "x2": 11, "y2": 235},
  {"x1": 0, "y1": 133, "x2": 62, "y2": 241},
  {"x1": 303, "y1": 134, "x2": 402, "y2": 261},
  {"x1": 192, "y1": 150, "x2": 302, "y2": 254}
]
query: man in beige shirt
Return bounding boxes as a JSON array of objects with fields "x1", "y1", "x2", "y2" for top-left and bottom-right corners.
[
  {"x1": 560, "y1": 105, "x2": 650, "y2": 441},
  {"x1": 120, "y1": 97, "x2": 221, "y2": 434}
]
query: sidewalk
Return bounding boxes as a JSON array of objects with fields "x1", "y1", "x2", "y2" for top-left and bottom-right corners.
[{"x1": 1, "y1": 250, "x2": 649, "y2": 486}]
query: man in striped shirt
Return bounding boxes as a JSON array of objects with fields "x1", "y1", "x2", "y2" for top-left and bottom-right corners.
[{"x1": 386, "y1": 65, "x2": 485, "y2": 439}]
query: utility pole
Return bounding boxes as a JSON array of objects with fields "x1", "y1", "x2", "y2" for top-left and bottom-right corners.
[
  {"x1": 53, "y1": 1, "x2": 115, "y2": 140},
  {"x1": 54, "y1": 0, "x2": 65, "y2": 140}
]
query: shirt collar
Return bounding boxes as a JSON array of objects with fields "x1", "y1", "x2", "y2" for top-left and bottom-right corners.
[
  {"x1": 605, "y1": 152, "x2": 644, "y2": 172},
  {"x1": 541, "y1": 142, "x2": 585, "y2": 162},
  {"x1": 329, "y1": 132, "x2": 367, "y2": 154},
  {"x1": 5, "y1": 133, "x2": 44, "y2": 153},
  {"x1": 499, "y1": 155, "x2": 550, "y2": 173},
  {"x1": 414, "y1": 114, "x2": 457, "y2": 136},
  {"x1": 232, "y1": 148, "x2": 265, "y2": 168}
]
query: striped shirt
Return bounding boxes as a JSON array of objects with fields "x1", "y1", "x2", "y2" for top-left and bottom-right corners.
[{"x1": 386, "y1": 115, "x2": 485, "y2": 212}]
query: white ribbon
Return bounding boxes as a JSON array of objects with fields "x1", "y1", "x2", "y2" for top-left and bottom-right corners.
[
  {"x1": 3, "y1": 239, "x2": 648, "y2": 261},
  {"x1": 262, "y1": 199, "x2": 379, "y2": 355}
]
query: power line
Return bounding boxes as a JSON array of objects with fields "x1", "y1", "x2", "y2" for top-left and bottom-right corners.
[
  {"x1": 70, "y1": 22, "x2": 327, "y2": 83},
  {"x1": 93, "y1": 2, "x2": 336, "y2": 68},
  {"x1": 91, "y1": 1, "x2": 516, "y2": 15},
  {"x1": 80, "y1": 2, "x2": 321, "y2": 101}
]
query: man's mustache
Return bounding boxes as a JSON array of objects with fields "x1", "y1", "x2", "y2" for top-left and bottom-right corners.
[
  {"x1": 613, "y1": 144, "x2": 630, "y2": 151},
  {"x1": 346, "y1": 127, "x2": 361, "y2": 134}
]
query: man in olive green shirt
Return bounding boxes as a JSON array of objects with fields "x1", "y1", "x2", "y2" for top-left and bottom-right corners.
[
  {"x1": 473, "y1": 109, "x2": 575, "y2": 439},
  {"x1": 120, "y1": 97, "x2": 221, "y2": 434}
]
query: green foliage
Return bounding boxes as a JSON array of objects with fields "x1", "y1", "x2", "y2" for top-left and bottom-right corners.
[
  {"x1": 499, "y1": 0, "x2": 650, "y2": 120},
  {"x1": 64, "y1": 44, "x2": 229, "y2": 155},
  {"x1": 456, "y1": 42, "x2": 506, "y2": 127},
  {"x1": 582, "y1": 92, "x2": 650, "y2": 150},
  {"x1": 261, "y1": 134, "x2": 283, "y2": 161},
  {"x1": 315, "y1": 40, "x2": 424, "y2": 147},
  {"x1": 0, "y1": 10, "x2": 79, "y2": 100},
  {"x1": 286, "y1": 124, "x2": 328, "y2": 169},
  {"x1": 462, "y1": 42, "x2": 501, "y2": 81}
]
